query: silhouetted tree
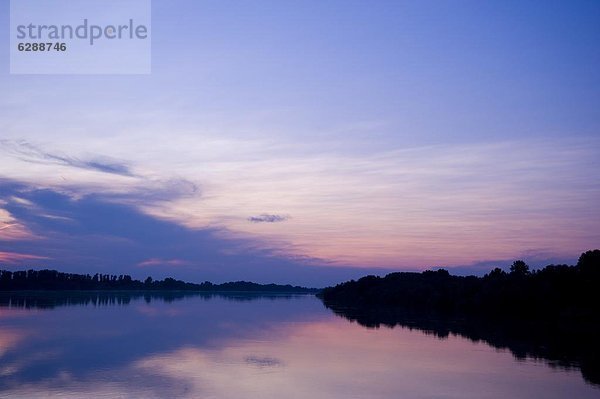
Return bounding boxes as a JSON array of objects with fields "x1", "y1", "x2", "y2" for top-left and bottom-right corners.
[
  {"x1": 578, "y1": 249, "x2": 600, "y2": 277},
  {"x1": 486, "y1": 268, "x2": 506, "y2": 279},
  {"x1": 509, "y1": 260, "x2": 529, "y2": 276}
]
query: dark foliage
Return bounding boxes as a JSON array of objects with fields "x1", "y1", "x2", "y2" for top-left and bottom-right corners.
[
  {"x1": 0, "y1": 269, "x2": 318, "y2": 293},
  {"x1": 319, "y1": 249, "x2": 600, "y2": 322}
]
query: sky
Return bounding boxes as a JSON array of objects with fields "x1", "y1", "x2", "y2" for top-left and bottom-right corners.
[{"x1": 0, "y1": 0, "x2": 599, "y2": 286}]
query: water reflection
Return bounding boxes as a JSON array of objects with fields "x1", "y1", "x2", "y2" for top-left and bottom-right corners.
[
  {"x1": 0, "y1": 293, "x2": 598, "y2": 398},
  {"x1": 0, "y1": 291, "x2": 303, "y2": 309},
  {"x1": 323, "y1": 304, "x2": 600, "y2": 387}
]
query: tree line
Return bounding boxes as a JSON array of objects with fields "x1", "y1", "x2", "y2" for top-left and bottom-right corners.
[
  {"x1": 318, "y1": 249, "x2": 600, "y2": 322},
  {"x1": 0, "y1": 269, "x2": 317, "y2": 293}
]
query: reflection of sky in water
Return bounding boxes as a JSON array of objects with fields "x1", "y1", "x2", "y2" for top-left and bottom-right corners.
[{"x1": 0, "y1": 295, "x2": 597, "y2": 398}]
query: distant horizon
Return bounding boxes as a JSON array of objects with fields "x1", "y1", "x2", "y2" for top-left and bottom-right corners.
[{"x1": 0, "y1": 248, "x2": 594, "y2": 288}]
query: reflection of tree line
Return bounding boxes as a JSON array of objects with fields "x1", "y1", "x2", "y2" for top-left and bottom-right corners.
[
  {"x1": 319, "y1": 250, "x2": 600, "y2": 386},
  {"x1": 0, "y1": 291, "x2": 304, "y2": 310},
  {"x1": 325, "y1": 305, "x2": 600, "y2": 386},
  {"x1": 0, "y1": 269, "x2": 317, "y2": 293}
]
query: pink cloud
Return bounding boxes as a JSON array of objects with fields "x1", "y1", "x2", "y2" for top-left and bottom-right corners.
[
  {"x1": 0, "y1": 210, "x2": 39, "y2": 241},
  {"x1": 0, "y1": 251, "x2": 50, "y2": 263}
]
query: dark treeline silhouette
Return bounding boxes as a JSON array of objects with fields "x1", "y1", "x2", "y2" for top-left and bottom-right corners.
[
  {"x1": 319, "y1": 249, "x2": 600, "y2": 322},
  {"x1": 319, "y1": 249, "x2": 600, "y2": 386},
  {"x1": 0, "y1": 269, "x2": 318, "y2": 293}
]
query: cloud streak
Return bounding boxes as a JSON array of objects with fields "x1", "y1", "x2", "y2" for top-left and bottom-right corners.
[
  {"x1": 248, "y1": 214, "x2": 289, "y2": 223},
  {"x1": 0, "y1": 251, "x2": 50, "y2": 263},
  {"x1": 0, "y1": 140, "x2": 135, "y2": 177},
  {"x1": 137, "y1": 258, "x2": 190, "y2": 268}
]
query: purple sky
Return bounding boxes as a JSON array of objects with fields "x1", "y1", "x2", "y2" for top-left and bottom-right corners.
[{"x1": 1, "y1": 1, "x2": 599, "y2": 286}]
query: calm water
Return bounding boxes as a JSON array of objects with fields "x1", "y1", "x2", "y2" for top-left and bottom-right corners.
[{"x1": 0, "y1": 293, "x2": 597, "y2": 398}]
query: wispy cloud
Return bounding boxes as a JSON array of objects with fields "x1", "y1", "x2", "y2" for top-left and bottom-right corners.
[
  {"x1": 244, "y1": 356, "x2": 284, "y2": 367},
  {"x1": 137, "y1": 258, "x2": 190, "y2": 268},
  {"x1": 248, "y1": 214, "x2": 289, "y2": 223},
  {"x1": 0, "y1": 251, "x2": 50, "y2": 263},
  {"x1": 0, "y1": 208, "x2": 37, "y2": 241},
  {"x1": 0, "y1": 141, "x2": 200, "y2": 215},
  {"x1": 0, "y1": 140, "x2": 135, "y2": 177}
]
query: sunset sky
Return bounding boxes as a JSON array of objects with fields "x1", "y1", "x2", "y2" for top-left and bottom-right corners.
[{"x1": 1, "y1": 1, "x2": 599, "y2": 286}]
